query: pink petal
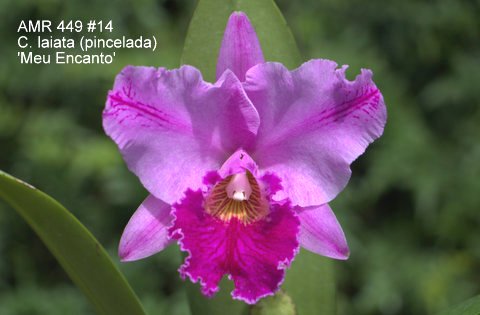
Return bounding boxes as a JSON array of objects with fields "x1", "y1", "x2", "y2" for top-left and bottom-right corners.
[
  {"x1": 244, "y1": 60, "x2": 387, "y2": 207},
  {"x1": 103, "y1": 65, "x2": 260, "y2": 203},
  {"x1": 170, "y1": 190, "x2": 299, "y2": 304},
  {"x1": 119, "y1": 195, "x2": 173, "y2": 261},
  {"x1": 298, "y1": 204, "x2": 349, "y2": 260},
  {"x1": 216, "y1": 12, "x2": 265, "y2": 82}
]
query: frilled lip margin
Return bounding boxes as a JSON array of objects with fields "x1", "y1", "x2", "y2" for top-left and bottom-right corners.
[{"x1": 168, "y1": 171, "x2": 301, "y2": 304}]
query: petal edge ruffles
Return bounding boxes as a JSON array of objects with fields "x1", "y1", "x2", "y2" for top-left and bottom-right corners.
[
  {"x1": 244, "y1": 60, "x2": 387, "y2": 207},
  {"x1": 170, "y1": 189, "x2": 299, "y2": 304}
]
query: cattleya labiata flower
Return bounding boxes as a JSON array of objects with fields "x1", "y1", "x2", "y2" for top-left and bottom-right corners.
[{"x1": 103, "y1": 12, "x2": 386, "y2": 304}]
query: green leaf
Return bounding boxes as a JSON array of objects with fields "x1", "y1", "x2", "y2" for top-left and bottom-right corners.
[
  {"x1": 283, "y1": 249, "x2": 336, "y2": 315},
  {"x1": 250, "y1": 291, "x2": 295, "y2": 315},
  {"x1": 181, "y1": 0, "x2": 302, "y2": 82},
  {"x1": 186, "y1": 278, "x2": 248, "y2": 315},
  {"x1": 438, "y1": 295, "x2": 480, "y2": 315},
  {"x1": 0, "y1": 170, "x2": 146, "y2": 315}
]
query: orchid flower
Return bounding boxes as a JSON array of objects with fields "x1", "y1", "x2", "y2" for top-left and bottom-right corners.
[{"x1": 103, "y1": 12, "x2": 386, "y2": 304}]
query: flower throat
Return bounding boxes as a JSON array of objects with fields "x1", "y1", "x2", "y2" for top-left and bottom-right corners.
[{"x1": 205, "y1": 172, "x2": 268, "y2": 224}]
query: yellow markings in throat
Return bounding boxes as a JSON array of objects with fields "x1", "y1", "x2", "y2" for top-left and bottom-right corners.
[{"x1": 205, "y1": 172, "x2": 268, "y2": 224}]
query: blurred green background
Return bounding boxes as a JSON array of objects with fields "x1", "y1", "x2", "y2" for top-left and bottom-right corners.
[{"x1": 1, "y1": 0, "x2": 479, "y2": 314}]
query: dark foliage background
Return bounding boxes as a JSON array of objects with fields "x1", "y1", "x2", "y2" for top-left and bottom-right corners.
[{"x1": 1, "y1": 0, "x2": 479, "y2": 314}]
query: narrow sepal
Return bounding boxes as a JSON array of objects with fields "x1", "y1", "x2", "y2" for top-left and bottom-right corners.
[
  {"x1": 119, "y1": 195, "x2": 173, "y2": 261},
  {"x1": 216, "y1": 12, "x2": 265, "y2": 81},
  {"x1": 298, "y1": 204, "x2": 349, "y2": 260}
]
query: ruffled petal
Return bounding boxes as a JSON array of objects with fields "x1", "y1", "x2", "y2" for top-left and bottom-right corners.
[
  {"x1": 103, "y1": 65, "x2": 260, "y2": 203},
  {"x1": 119, "y1": 195, "x2": 173, "y2": 261},
  {"x1": 298, "y1": 204, "x2": 349, "y2": 260},
  {"x1": 244, "y1": 60, "x2": 387, "y2": 206},
  {"x1": 216, "y1": 12, "x2": 265, "y2": 82},
  {"x1": 170, "y1": 190, "x2": 299, "y2": 304}
]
